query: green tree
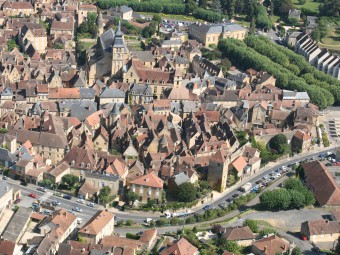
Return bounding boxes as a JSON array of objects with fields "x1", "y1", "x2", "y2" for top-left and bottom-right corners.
[
  {"x1": 244, "y1": 219, "x2": 259, "y2": 232},
  {"x1": 7, "y1": 39, "x2": 18, "y2": 52},
  {"x1": 152, "y1": 14, "x2": 162, "y2": 24},
  {"x1": 292, "y1": 247, "x2": 302, "y2": 255},
  {"x1": 259, "y1": 227, "x2": 276, "y2": 237},
  {"x1": 61, "y1": 174, "x2": 79, "y2": 188},
  {"x1": 126, "y1": 191, "x2": 139, "y2": 204},
  {"x1": 235, "y1": 0, "x2": 244, "y2": 14},
  {"x1": 256, "y1": 5, "x2": 272, "y2": 30},
  {"x1": 224, "y1": 240, "x2": 241, "y2": 253},
  {"x1": 269, "y1": 134, "x2": 289, "y2": 154},
  {"x1": 98, "y1": 186, "x2": 112, "y2": 204},
  {"x1": 298, "y1": 0, "x2": 306, "y2": 4},
  {"x1": 186, "y1": 0, "x2": 198, "y2": 13},
  {"x1": 289, "y1": 190, "x2": 305, "y2": 209},
  {"x1": 199, "y1": 0, "x2": 207, "y2": 8},
  {"x1": 177, "y1": 183, "x2": 197, "y2": 202},
  {"x1": 125, "y1": 219, "x2": 135, "y2": 226},
  {"x1": 40, "y1": 179, "x2": 53, "y2": 187},
  {"x1": 211, "y1": 0, "x2": 222, "y2": 13}
]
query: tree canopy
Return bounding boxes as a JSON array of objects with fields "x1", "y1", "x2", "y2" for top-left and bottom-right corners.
[
  {"x1": 98, "y1": 186, "x2": 112, "y2": 204},
  {"x1": 177, "y1": 182, "x2": 197, "y2": 202},
  {"x1": 62, "y1": 174, "x2": 79, "y2": 188},
  {"x1": 269, "y1": 134, "x2": 289, "y2": 154}
]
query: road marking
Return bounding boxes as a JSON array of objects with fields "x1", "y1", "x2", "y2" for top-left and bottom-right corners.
[{"x1": 39, "y1": 192, "x2": 53, "y2": 202}]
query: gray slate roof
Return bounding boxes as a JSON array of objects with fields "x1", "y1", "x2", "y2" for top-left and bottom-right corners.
[{"x1": 100, "y1": 87, "x2": 125, "y2": 98}]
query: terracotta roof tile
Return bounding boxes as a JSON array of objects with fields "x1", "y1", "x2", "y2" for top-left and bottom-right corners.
[
  {"x1": 79, "y1": 210, "x2": 114, "y2": 236},
  {"x1": 302, "y1": 161, "x2": 340, "y2": 206},
  {"x1": 160, "y1": 238, "x2": 198, "y2": 255},
  {"x1": 130, "y1": 171, "x2": 163, "y2": 189}
]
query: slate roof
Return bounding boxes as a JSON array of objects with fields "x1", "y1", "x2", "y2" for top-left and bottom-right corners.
[{"x1": 100, "y1": 88, "x2": 125, "y2": 98}]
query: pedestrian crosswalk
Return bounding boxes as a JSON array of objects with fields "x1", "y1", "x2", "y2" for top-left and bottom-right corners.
[{"x1": 39, "y1": 192, "x2": 53, "y2": 203}]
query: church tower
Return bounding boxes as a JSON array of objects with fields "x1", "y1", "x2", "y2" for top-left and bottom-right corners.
[
  {"x1": 97, "y1": 11, "x2": 104, "y2": 36},
  {"x1": 111, "y1": 21, "x2": 129, "y2": 78}
]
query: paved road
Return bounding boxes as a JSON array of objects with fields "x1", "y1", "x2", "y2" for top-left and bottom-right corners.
[
  {"x1": 193, "y1": 146, "x2": 337, "y2": 215},
  {"x1": 3, "y1": 146, "x2": 337, "y2": 226}
]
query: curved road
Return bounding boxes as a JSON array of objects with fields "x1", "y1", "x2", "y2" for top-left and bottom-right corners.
[{"x1": 5, "y1": 146, "x2": 337, "y2": 225}]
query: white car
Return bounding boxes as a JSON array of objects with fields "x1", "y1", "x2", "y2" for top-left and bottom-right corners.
[
  {"x1": 77, "y1": 199, "x2": 85, "y2": 204},
  {"x1": 52, "y1": 200, "x2": 61, "y2": 206},
  {"x1": 87, "y1": 202, "x2": 95, "y2": 207},
  {"x1": 77, "y1": 218, "x2": 83, "y2": 224}
]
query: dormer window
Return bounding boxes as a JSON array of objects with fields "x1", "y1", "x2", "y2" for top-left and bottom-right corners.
[
  {"x1": 71, "y1": 160, "x2": 75, "y2": 166},
  {"x1": 81, "y1": 162, "x2": 84, "y2": 168},
  {"x1": 87, "y1": 163, "x2": 90, "y2": 168}
]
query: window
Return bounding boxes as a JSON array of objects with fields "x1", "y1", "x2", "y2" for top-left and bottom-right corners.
[
  {"x1": 130, "y1": 72, "x2": 133, "y2": 77},
  {"x1": 81, "y1": 162, "x2": 84, "y2": 168},
  {"x1": 140, "y1": 187, "x2": 143, "y2": 194},
  {"x1": 71, "y1": 160, "x2": 75, "y2": 166}
]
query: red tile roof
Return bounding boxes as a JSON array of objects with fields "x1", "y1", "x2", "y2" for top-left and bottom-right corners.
[
  {"x1": 130, "y1": 171, "x2": 163, "y2": 189},
  {"x1": 160, "y1": 238, "x2": 198, "y2": 255},
  {"x1": 302, "y1": 161, "x2": 340, "y2": 206}
]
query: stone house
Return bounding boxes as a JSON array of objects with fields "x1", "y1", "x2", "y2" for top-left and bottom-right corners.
[
  {"x1": 18, "y1": 24, "x2": 47, "y2": 54},
  {"x1": 251, "y1": 235, "x2": 289, "y2": 255},
  {"x1": 291, "y1": 129, "x2": 312, "y2": 153},
  {"x1": 78, "y1": 210, "x2": 115, "y2": 244},
  {"x1": 188, "y1": 23, "x2": 247, "y2": 46},
  {"x1": 129, "y1": 172, "x2": 163, "y2": 203},
  {"x1": 301, "y1": 219, "x2": 340, "y2": 243},
  {"x1": 222, "y1": 226, "x2": 255, "y2": 246}
]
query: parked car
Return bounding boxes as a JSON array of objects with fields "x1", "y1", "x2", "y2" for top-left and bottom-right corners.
[
  {"x1": 54, "y1": 192, "x2": 62, "y2": 197},
  {"x1": 232, "y1": 193, "x2": 239, "y2": 198},
  {"x1": 326, "y1": 163, "x2": 333, "y2": 167},
  {"x1": 218, "y1": 203, "x2": 226, "y2": 209},
  {"x1": 73, "y1": 207, "x2": 83, "y2": 213},
  {"x1": 13, "y1": 198, "x2": 21, "y2": 204},
  {"x1": 203, "y1": 205, "x2": 210, "y2": 210},
  {"x1": 28, "y1": 193, "x2": 38, "y2": 199},
  {"x1": 37, "y1": 187, "x2": 47, "y2": 192},
  {"x1": 77, "y1": 199, "x2": 85, "y2": 204},
  {"x1": 20, "y1": 181, "x2": 27, "y2": 186},
  {"x1": 52, "y1": 201, "x2": 61, "y2": 206},
  {"x1": 63, "y1": 195, "x2": 72, "y2": 200},
  {"x1": 87, "y1": 202, "x2": 95, "y2": 207},
  {"x1": 2, "y1": 176, "x2": 8, "y2": 180},
  {"x1": 43, "y1": 210, "x2": 52, "y2": 216},
  {"x1": 77, "y1": 218, "x2": 83, "y2": 224},
  {"x1": 68, "y1": 209, "x2": 76, "y2": 215}
]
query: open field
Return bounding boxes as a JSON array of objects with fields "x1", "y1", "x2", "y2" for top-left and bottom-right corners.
[{"x1": 292, "y1": 0, "x2": 321, "y2": 12}]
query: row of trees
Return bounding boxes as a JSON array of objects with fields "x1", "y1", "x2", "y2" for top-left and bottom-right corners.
[
  {"x1": 97, "y1": 0, "x2": 225, "y2": 22},
  {"x1": 218, "y1": 37, "x2": 337, "y2": 108},
  {"x1": 259, "y1": 178, "x2": 315, "y2": 210},
  {"x1": 244, "y1": 35, "x2": 340, "y2": 105}
]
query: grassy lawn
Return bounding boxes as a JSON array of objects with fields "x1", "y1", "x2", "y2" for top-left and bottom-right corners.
[
  {"x1": 291, "y1": 0, "x2": 321, "y2": 12},
  {"x1": 78, "y1": 41, "x2": 96, "y2": 50},
  {"x1": 320, "y1": 24, "x2": 340, "y2": 48},
  {"x1": 270, "y1": 15, "x2": 281, "y2": 24},
  {"x1": 234, "y1": 15, "x2": 251, "y2": 28},
  {"x1": 136, "y1": 12, "x2": 204, "y2": 22}
]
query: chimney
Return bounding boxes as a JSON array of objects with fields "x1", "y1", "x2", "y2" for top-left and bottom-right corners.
[{"x1": 264, "y1": 246, "x2": 267, "y2": 252}]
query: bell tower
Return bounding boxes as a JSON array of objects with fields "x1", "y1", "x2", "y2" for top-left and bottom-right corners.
[{"x1": 111, "y1": 21, "x2": 129, "y2": 78}]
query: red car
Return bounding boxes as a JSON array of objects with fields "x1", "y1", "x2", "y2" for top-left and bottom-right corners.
[{"x1": 28, "y1": 193, "x2": 38, "y2": 199}]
